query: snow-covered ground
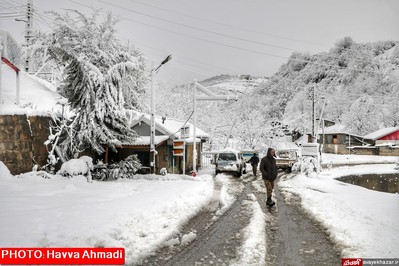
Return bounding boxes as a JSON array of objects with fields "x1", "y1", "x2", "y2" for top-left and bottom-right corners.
[
  {"x1": 279, "y1": 158, "x2": 399, "y2": 258},
  {"x1": 0, "y1": 162, "x2": 213, "y2": 264},
  {"x1": 1, "y1": 153, "x2": 398, "y2": 264}
]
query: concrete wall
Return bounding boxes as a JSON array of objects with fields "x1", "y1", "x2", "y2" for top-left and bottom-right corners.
[{"x1": 0, "y1": 114, "x2": 51, "y2": 175}]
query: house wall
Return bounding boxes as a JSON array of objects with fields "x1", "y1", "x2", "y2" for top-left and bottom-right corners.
[
  {"x1": 322, "y1": 144, "x2": 351, "y2": 154},
  {"x1": 111, "y1": 141, "x2": 204, "y2": 175},
  {"x1": 379, "y1": 130, "x2": 399, "y2": 141},
  {"x1": 320, "y1": 134, "x2": 365, "y2": 146},
  {"x1": 0, "y1": 114, "x2": 51, "y2": 175}
]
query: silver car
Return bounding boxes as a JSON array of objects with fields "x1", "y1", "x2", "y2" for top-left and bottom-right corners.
[{"x1": 215, "y1": 151, "x2": 245, "y2": 177}]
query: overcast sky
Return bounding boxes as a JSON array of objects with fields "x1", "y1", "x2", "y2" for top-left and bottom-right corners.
[{"x1": 1, "y1": 0, "x2": 399, "y2": 83}]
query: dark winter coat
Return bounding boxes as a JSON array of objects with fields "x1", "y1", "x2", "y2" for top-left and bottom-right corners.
[
  {"x1": 248, "y1": 155, "x2": 260, "y2": 166},
  {"x1": 260, "y1": 148, "x2": 278, "y2": 181}
]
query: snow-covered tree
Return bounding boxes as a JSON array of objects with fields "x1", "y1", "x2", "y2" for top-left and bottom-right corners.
[
  {"x1": 41, "y1": 10, "x2": 148, "y2": 157},
  {"x1": 29, "y1": 10, "x2": 147, "y2": 110},
  {"x1": 341, "y1": 95, "x2": 382, "y2": 135}
]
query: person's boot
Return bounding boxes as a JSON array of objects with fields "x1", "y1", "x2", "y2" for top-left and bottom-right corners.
[{"x1": 266, "y1": 197, "x2": 275, "y2": 207}]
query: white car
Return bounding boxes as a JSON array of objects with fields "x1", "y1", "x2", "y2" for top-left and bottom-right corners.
[
  {"x1": 276, "y1": 148, "x2": 299, "y2": 172},
  {"x1": 215, "y1": 151, "x2": 245, "y2": 177}
]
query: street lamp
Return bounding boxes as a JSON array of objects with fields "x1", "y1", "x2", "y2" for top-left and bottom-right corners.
[{"x1": 150, "y1": 54, "x2": 172, "y2": 174}]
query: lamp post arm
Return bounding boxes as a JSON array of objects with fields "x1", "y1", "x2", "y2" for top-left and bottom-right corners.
[{"x1": 155, "y1": 54, "x2": 172, "y2": 72}]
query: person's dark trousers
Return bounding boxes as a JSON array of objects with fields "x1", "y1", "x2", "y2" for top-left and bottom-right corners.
[{"x1": 252, "y1": 164, "x2": 257, "y2": 176}]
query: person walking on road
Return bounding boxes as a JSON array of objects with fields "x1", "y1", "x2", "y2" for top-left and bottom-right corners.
[
  {"x1": 260, "y1": 148, "x2": 278, "y2": 207},
  {"x1": 248, "y1": 153, "x2": 260, "y2": 176}
]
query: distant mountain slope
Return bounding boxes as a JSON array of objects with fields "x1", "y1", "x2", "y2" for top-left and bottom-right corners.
[{"x1": 200, "y1": 74, "x2": 267, "y2": 94}]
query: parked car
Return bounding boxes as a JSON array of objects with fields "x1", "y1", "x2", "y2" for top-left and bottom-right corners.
[
  {"x1": 215, "y1": 150, "x2": 245, "y2": 177},
  {"x1": 276, "y1": 148, "x2": 299, "y2": 172}
]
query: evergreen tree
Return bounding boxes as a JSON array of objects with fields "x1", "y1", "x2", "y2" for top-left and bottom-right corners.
[{"x1": 44, "y1": 11, "x2": 148, "y2": 157}]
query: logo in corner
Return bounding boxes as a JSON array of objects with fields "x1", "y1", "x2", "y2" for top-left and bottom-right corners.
[{"x1": 342, "y1": 258, "x2": 363, "y2": 266}]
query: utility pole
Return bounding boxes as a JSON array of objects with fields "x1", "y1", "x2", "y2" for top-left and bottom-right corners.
[
  {"x1": 15, "y1": 0, "x2": 34, "y2": 72},
  {"x1": 25, "y1": 0, "x2": 33, "y2": 72},
  {"x1": 150, "y1": 62, "x2": 156, "y2": 174},
  {"x1": 150, "y1": 54, "x2": 172, "y2": 174},
  {"x1": 312, "y1": 85, "x2": 315, "y2": 139}
]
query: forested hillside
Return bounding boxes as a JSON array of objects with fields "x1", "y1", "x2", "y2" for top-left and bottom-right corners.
[
  {"x1": 156, "y1": 38, "x2": 399, "y2": 150},
  {"x1": 256, "y1": 37, "x2": 399, "y2": 136}
]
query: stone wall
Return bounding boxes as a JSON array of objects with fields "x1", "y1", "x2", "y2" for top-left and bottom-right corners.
[{"x1": 0, "y1": 114, "x2": 51, "y2": 175}]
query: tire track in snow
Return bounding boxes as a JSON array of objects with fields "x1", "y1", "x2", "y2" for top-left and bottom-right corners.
[
  {"x1": 254, "y1": 173, "x2": 342, "y2": 266},
  {"x1": 141, "y1": 174, "x2": 258, "y2": 266}
]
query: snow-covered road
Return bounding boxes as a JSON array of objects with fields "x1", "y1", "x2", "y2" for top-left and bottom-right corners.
[{"x1": 1, "y1": 153, "x2": 398, "y2": 264}]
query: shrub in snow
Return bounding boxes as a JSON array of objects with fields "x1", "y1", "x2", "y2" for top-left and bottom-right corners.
[
  {"x1": 300, "y1": 157, "x2": 318, "y2": 176},
  {"x1": 57, "y1": 156, "x2": 93, "y2": 182},
  {"x1": 116, "y1": 155, "x2": 141, "y2": 178},
  {"x1": 291, "y1": 162, "x2": 301, "y2": 173},
  {"x1": 96, "y1": 155, "x2": 142, "y2": 180}
]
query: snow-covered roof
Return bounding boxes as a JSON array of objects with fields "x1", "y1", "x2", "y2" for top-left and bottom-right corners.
[
  {"x1": 122, "y1": 136, "x2": 169, "y2": 146},
  {"x1": 275, "y1": 141, "x2": 299, "y2": 151},
  {"x1": 0, "y1": 63, "x2": 65, "y2": 116},
  {"x1": 317, "y1": 124, "x2": 363, "y2": 138},
  {"x1": 363, "y1": 127, "x2": 399, "y2": 140},
  {"x1": 127, "y1": 110, "x2": 209, "y2": 139}
]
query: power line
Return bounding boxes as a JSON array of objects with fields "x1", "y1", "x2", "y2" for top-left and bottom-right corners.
[
  {"x1": 99, "y1": 0, "x2": 309, "y2": 54},
  {"x1": 68, "y1": 0, "x2": 294, "y2": 59},
  {"x1": 127, "y1": 0, "x2": 331, "y2": 49},
  {"x1": 87, "y1": 1, "x2": 398, "y2": 78},
  {"x1": 33, "y1": 10, "x2": 54, "y2": 29},
  {"x1": 140, "y1": 48, "x2": 218, "y2": 77},
  {"x1": 134, "y1": 41, "x2": 240, "y2": 75},
  {"x1": 0, "y1": 11, "x2": 25, "y2": 15},
  {"x1": 0, "y1": 14, "x2": 25, "y2": 19},
  {"x1": 111, "y1": 0, "x2": 392, "y2": 71},
  {"x1": 33, "y1": 7, "x2": 57, "y2": 22},
  {"x1": 0, "y1": 2, "x2": 25, "y2": 11},
  {"x1": 33, "y1": 0, "x2": 399, "y2": 80}
]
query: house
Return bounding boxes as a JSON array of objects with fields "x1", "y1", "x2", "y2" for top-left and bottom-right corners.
[
  {"x1": 1, "y1": 31, "x2": 64, "y2": 174},
  {"x1": 103, "y1": 111, "x2": 210, "y2": 174},
  {"x1": 317, "y1": 124, "x2": 370, "y2": 154},
  {"x1": 363, "y1": 127, "x2": 399, "y2": 146}
]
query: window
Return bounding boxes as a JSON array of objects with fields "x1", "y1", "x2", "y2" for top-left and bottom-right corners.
[{"x1": 218, "y1": 153, "x2": 237, "y2": 161}]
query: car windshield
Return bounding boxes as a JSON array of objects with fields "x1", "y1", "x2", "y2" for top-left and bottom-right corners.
[
  {"x1": 218, "y1": 153, "x2": 236, "y2": 161},
  {"x1": 278, "y1": 151, "x2": 289, "y2": 158}
]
